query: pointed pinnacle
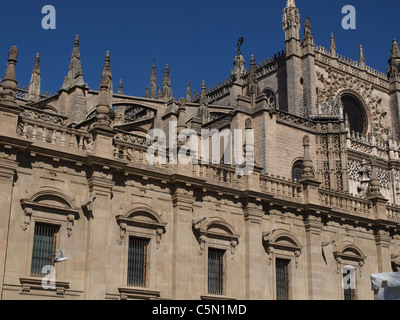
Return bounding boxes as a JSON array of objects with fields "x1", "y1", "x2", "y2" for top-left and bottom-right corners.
[
  {"x1": 286, "y1": 0, "x2": 296, "y2": 8},
  {"x1": 391, "y1": 39, "x2": 400, "y2": 58},
  {"x1": 359, "y1": 45, "x2": 365, "y2": 63},
  {"x1": 74, "y1": 35, "x2": 80, "y2": 47},
  {"x1": 33, "y1": 53, "x2": 40, "y2": 73}
]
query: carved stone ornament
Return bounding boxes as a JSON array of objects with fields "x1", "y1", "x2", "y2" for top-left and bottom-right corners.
[
  {"x1": 333, "y1": 243, "x2": 366, "y2": 277},
  {"x1": 316, "y1": 67, "x2": 388, "y2": 139},
  {"x1": 193, "y1": 218, "x2": 240, "y2": 259},
  {"x1": 391, "y1": 254, "x2": 400, "y2": 271},
  {"x1": 9, "y1": 46, "x2": 18, "y2": 61},
  {"x1": 20, "y1": 190, "x2": 79, "y2": 235},
  {"x1": 115, "y1": 207, "x2": 167, "y2": 249},
  {"x1": 262, "y1": 230, "x2": 302, "y2": 269}
]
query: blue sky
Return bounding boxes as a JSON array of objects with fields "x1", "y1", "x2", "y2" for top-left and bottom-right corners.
[{"x1": 0, "y1": 0, "x2": 398, "y2": 98}]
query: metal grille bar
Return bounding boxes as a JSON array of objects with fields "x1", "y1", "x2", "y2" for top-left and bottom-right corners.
[
  {"x1": 276, "y1": 259, "x2": 290, "y2": 300},
  {"x1": 208, "y1": 248, "x2": 224, "y2": 295},
  {"x1": 31, "y1": 222, "x2": 58, "y2": 276},
  {"x1": 127, "y1": 237, "x2": 149, "y2": 287}
]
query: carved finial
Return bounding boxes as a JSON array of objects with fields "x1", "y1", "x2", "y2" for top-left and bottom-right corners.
[
  {"x1": 144, "y1": 85, "x2": 149, "y2": 98},
  {"x1": 28, "y1": 53, "x2": 41, "y2": 102},
  {"x1": 118, "y1": 79, "x2": 123, "y2": 95},
  {"x1": 248, "y1": 54, "x2": 259, "y2": 99},
  {"x1": 303, "y1": 17, "x2": 314, "y2": 46},
  {"x1": 236, "y1": 37, "x2": 244, "y2": 55},
  {"x1": 74, "y1": 35, "x2": 80, "y2": 47},
  {"x1": 286, "y1": 0, "x2": 296, "y2": 8},
  {"x1": 8, "y1": 46, "x2": 18, "y2": 61},
  {"x1": 186, "y1": 81, "x2": 192, "y2": 103},
  {"x1": 96, "y1": 51, "x2": 112, "y2": 124},
  {"x1": 62, "y1": 35, "x2": 84, "y2": 90},
  {"x1": 391, "y1": 39, "x2": 400, "y2": 59},
  {"x1": 330, "y1": 33, "x2": 337, "y2": 57},
  {"x1": 150, "y1": 59, "x2": 157, "y2": 98},
  {"x1": 200, "y1": 80, "x2": 207, "y2": 105},
  {"x1": 1, "y1": 46, "x2": 19, "y2": 106},
  {"x1": 161, "y1": 64, "x2": 172, "y2": 100},
  {"x1": 359, "y1": 45, "x2": 366, "y2": 69}
]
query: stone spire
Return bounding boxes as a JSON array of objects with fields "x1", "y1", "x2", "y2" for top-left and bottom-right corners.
[
  {"x1": 28, "y1": 53, "x2": 41, "y2": 102},
  {"x1": 248, "y1": 54, "x2": 259, "y2": 99},
  {"x1": 303, "y1": 17, "x2": 314, "y2": 46},
  {"x1": 186, "y1": 81, "x2": 192, "y2": 102},
  {"x1": 200, "y1": 80, "x2": 207, "y2": 105},
  {"x1": 157, "y1": 85, "x2": 161, "y2": 99},
  {"x1": 145, "y1": 86, "x2": 149, "y2": 98},
  {"x1": 391, "y1": 39, "x2": 400, "y2": 60},
  {"x1": 62, "y1": 35, "x2": 85, "y2": 90},
  {"x1": 95, "y1": 51, "x2": 113, "y2": 125},
  {"x1": 282, "y1": 0, "x2": 300, "y2": 44},
  {"x1": 150, "y1": 60, "x2": 157, "y2": 98},
  {"x1": 330, "y1": 33, "x2": 337, "y2": 57},
  {"x1": 1, "y1": 46, "x2": 19, "y2": 108},
  {"x1": 161, "y1": 64, "x2": 172, "y2": 100},
  {"x1": 286, "y1": 0, "x2": 296, "y2": 7},
  {"x1": 388, "y1": 39, "x2": 400, "y2": 79},
  {"x1": 102, "y1": 51, "x2": 113, "y2": 93},
  {"x1": 359, "y1": 45, "x2": 366, "y2": 69},
  {"x1": 118, "y1": 79, "x2": 123, "y2": 95}
]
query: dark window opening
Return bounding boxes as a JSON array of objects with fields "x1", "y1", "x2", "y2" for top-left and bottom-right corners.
[
  {"x1": 276, "y1": 258, "x2": 290, "y2": 300},
  {"x1": 127, "y1": 237, "x2": 149, "y2": 287},
  {"x1": 341, "y1": 94, "x2": 367, "y2": 135},
  {"x1": 292, "y1": 161, "x2": 303, "y2": 182},
  {"x1": 31, "y1": 222, "x2": 59, "y2": 276},
  {"x1": 208, "y1": 248, "x2": 225, "y2": 295}
]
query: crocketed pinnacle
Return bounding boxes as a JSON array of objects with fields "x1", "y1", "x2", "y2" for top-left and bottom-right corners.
[
  {"x1": 359, "y1": 45, "x2": 366, "y2": 68},
  {"x1": 161, "y1": 64, "x2": 172, "y2": 100},
  {"x1": 186, "y1": 81, "x2": 192, "y2": 102},
  {"x1": 1, "y1": 46, "x2": 19, "y2": 107},
  {"x1": 96, "y1": 51, "x2": 112, "y2": 123},
  {"x1": 150, "y1": 60, "x2": 157, "y2": 98},
  {"x1": 28, "y1": 53, "x2": 41, "y2": 102},
  {"x1": 118, "y1": 79, "x2": 123, "y2": 95},
  {"x1": 62, "y1": 35, "x2": 85, "y2": 90},
  {"x1": 330, "y1": 33, "x2": 337, "y2": 56}
]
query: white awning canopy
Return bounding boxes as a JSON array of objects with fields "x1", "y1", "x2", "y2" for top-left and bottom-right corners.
[{"x1": 371, "y1": 272, "x2": 400, "y2": 300}]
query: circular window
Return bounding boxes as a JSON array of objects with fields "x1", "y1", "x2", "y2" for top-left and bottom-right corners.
[{"x1": 341, "y1": 94, "x2": 368, "y2": 135}]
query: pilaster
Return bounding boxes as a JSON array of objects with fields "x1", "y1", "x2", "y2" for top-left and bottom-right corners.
[
  {"x1": 84, "y1": 168, "x2": 115, "y2": 300},
  {"x1": 243, "y1": 199, "x2": 264, "y2": 299}
]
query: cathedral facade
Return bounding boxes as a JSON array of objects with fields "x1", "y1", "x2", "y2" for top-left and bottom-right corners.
[{"x1": 0, "y1": 0, "x2": 399, "y2": 300}]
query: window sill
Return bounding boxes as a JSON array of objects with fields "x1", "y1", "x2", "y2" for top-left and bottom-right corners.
[
  {"x1": 19, "y1": 277, "x2": 70, "y2": 296},
  {"x1": 200, "y1": 294, "x2": 237, "y2": 300},
  {"x1": 118, "y1": 287, "x2": 161, "y2": 300}
]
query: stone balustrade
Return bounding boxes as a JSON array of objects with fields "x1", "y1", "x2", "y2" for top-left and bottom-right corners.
[
  {"x1": 18, "y1": 107, "x2": 93, "y2": 152},
  {"x1": 319, "y1": 188, "x2": 372, "y2": 215}
]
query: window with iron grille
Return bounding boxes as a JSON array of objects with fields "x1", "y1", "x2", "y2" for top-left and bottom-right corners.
[
  {"x1": 127, "y1": 237, "x2": 149, "y2": 287},
  {"x1": 208, "y1": 248, "x2": 224, "y2": 295},
  {"x1": 276, "y1": 258, "x2": 290, "y2": 300},
  {"x1": 31, "y1": 222, "x2": 59, "y2": 277}
]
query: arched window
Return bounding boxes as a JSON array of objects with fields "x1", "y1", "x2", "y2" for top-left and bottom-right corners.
[
  {"x1": 292, "y1": 160, "x2": 303, "y2": 182},
  {"x1": 341, "y1": 94, "x2": 368, "y2": 135}
]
